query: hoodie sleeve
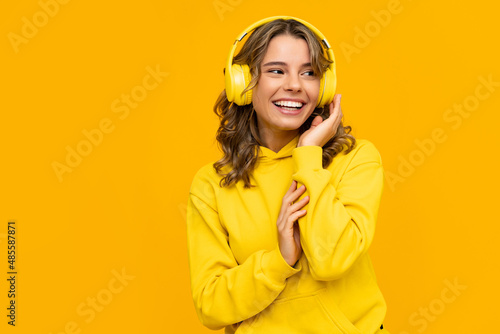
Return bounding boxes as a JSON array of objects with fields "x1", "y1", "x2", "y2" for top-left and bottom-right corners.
[
  {"x1": 186, "y1": 167, "x2": 302, "y2": 330},
  {"x1": 291, "y1": 140, "x2": 384, "y2": 281}
]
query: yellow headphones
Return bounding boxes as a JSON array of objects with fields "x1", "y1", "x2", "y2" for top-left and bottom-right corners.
[{"x1": 225, "y1": 16, "x2": 337, "y2": 108}]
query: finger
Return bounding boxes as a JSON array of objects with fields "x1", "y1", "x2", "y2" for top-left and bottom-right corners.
[
  {"x1": 282, "y1": 181, "x2": 299, "y2": 207},
  {"x1": 330, "y1": 94, "x2": 341, "y2": 115},
  {"x1": 325, "y1": 101, "x2": 343, "y2": 133},
  {"x1": 288, "y1": 210, "x2": 307, "y2": 224},
  {"x1": 284, "y1": 212, "x2": 306, "y2": 232},
  {"x1": 288, "y1": 184, "x2": 307, "y2": 204},
  {"x1": 335, "y1": 94, "x2": 342, "y2": 107},
  {"x1": 311, "y1": 115, "x2": 323, "y2": 127},
  {"x1": 289, "y1": 195, "x2": 310, "y2": 212},
  {"x1": 279, "y1": 180, "x2": 299, "y2": 224},
  {"x1": 284, "y1": 180, "x2": 297, "y2": 197}
]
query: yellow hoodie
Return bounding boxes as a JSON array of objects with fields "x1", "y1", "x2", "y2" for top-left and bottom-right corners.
[{"x1": 187, "y1": 135, "x2": 389, "y2": 334}]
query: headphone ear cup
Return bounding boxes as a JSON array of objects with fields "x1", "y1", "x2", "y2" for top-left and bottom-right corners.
[
  {"x1": 243, "y1": 65, "x2": 252, "y2": 105},
  {"x1": 317, "y1": 67, "x2": 336, "y2": 108},
  {"x1": 230, "y1": 64, "x2": 252, "y2": 105},
  {"x1": 225, "y1": 65, "x2": 236, "y2": 103}
]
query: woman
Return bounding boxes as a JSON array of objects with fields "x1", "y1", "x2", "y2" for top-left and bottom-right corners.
[{"x1": 187, "y1": 16, "x2": 389, "y2": 333}]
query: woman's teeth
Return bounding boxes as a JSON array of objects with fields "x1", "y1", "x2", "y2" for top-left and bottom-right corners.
[{"x1": 273, "y1": 101, "x2": 304, "y2": 110}]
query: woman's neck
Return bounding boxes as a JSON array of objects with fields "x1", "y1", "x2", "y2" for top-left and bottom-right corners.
[{"x1": 259, "y1": 128, "x2": 299, "y2": 153}]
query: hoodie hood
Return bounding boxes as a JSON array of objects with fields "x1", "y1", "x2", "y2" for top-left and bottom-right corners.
[{"x1": 258, "y1": 135, "x2": 300, "y2": 162}]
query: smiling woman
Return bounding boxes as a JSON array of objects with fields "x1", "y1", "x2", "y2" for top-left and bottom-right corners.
[
  {"x1": 186, "y1": 16, "x2": 390, "y2": 334},
  {"x1": 215, "y1": 17, "x2": 354, "y2": 188}
]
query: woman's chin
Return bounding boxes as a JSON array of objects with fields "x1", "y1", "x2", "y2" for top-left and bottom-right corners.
[{"x1": 273, "y1": 122, "x2": 305, "y2": 133}]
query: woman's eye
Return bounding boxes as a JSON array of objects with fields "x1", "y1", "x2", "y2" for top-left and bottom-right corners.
[
  {"x1": 304, "y1": 70, "x2": 315, "y2": 76},
  {"x1": 269, "y1": 69, "x2": 284, "y2": 74}
]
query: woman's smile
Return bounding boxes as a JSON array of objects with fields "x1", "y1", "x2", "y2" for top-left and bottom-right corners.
[{"x1": 272, "y1": 99, "x2": 307, "y2": 115}]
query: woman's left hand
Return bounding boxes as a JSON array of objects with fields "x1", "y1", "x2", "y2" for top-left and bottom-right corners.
[{"x1": 297, "y1": 94, "x2": 343, "y2": 148}]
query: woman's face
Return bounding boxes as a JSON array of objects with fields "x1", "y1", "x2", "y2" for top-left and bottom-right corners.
[{"x1": 252, "y1": 34, "x2": 320, "y2": 140}]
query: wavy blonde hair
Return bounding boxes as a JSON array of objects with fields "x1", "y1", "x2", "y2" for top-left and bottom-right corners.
[{"x1": 214, "y1": 18, "x2": 355, "y2": 188}]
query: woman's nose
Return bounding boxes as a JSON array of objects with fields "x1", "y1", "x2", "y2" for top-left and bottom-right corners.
[{"x1": 283, "y1": 73, "x2": 302, "y2": 92}]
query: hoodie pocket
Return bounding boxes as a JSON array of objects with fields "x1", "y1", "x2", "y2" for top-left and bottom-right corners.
[
  {"x1": 236, "y1": 288, "x2": 361, "y2": 334},
  {"x1": 316, "y1": 288, "x2": 363, "y2": 334}
]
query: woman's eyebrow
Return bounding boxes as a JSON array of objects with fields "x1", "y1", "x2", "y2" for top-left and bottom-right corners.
[{"x1": 262, "y1": 61, "x2": 312, "y2": 67}]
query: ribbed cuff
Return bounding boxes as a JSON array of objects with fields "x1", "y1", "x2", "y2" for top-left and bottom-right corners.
[
  {"x1": 292, "y1": 146, "x2": 323, "y2": 173},
  {"x1": 261, "y1": 244, "x2": 301, "y2": 283}
]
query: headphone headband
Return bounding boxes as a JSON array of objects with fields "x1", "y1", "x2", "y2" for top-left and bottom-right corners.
[{"x1": 225, "y1": 16, "x2": 336, "y2": 107}]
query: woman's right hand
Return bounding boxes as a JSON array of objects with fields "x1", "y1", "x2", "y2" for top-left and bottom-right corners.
[{"x1": 277, "y1": 180, "x2": 309, "y2": 267}]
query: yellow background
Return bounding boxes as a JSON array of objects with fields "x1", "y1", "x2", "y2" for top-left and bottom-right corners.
[{"x1": 1, "y1": 0, "x2": 498, "y2": 333}]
